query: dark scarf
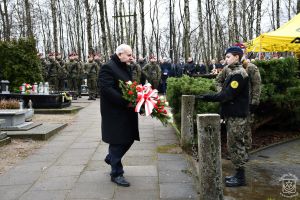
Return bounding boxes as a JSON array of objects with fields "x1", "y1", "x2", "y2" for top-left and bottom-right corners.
[
  {"x1": 111, "y1": 54, "x2": 128, "y2": 69},
  {"x1": 111, "y1": 54, "x2": 132, "y2": 78}
]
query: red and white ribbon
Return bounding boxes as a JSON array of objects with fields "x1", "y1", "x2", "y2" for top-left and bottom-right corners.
[{"x1": 135, "y1": 83, "x2": 158, "y2": 116}]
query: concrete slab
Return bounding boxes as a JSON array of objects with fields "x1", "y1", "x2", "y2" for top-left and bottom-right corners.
[
  {"x1": 159, "y1": 183, "x2": 198, "y2": 199},
  {"x1": 0, "y1": 136, "x2": 11, "y2": 147},
  {"x1": 6, "y1": 123, "x2": 67, "y2": 140},
  {"x1": 34, "y1": 106, "x2": 83, "y2": 114}
]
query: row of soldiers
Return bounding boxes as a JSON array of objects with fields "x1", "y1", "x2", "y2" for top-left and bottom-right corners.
[{"x1": 39, "y1": 52, "x2": 102, "y2": 100}]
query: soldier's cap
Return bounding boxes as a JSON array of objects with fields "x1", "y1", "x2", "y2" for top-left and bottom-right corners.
[{"x1": 225, "y1": 46, "x2": 243, "y2": 56}]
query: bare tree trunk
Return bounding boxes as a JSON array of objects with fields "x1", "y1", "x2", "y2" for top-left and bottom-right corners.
[
  {"x1": 74, "y1": 0, "x2": 81, "y2": 59},
  {"x1": 0, "y1": 4, "x2": 7, "y2": 40},
  {"x1": 57, "y1": 0, "x2": 64, "y2": 55},
  {"x1": 233, "y1": 0, "x2": 238, "y2": 42},
  {"x1": 24, "y1": 0, "x2": 33, "y2": 37},
  {"x1": 134, "y1": 0, "x2": 139, "y2": 57},
  {"x1": 297, "y1": 0, "x2": 300, "y2": 14},
  {"x1": 139, "y1": 0, "x2": 146, "y2": 57},
  {"x1": 95, "y1": 4, "x2": 102, "y2": 53},
  {"x1": 271, "y1": 1, "x2": 276, "y2": 30},
  {"x1": 172, "y1": 1, "x2": 178, "y2": 63},
  {"x1": 183, "y1": 0, "x2": 190, "y2": 60},
  {"x1": 37, "y1": 3, "x2": 47, "y2": 55},
  {"x1": 228, "y1": 0, "x2": 233, "y2": 45},
  {"x1": 98, "y1": 0, "x2": 108, "y2": 60},
  {"x1": 169, "y1": 0, "x2": 173, "y2": 61},
  {"x1": 51, "y1": 0, "x2": 58, "y2": 53},
  {"x1": 80, "y1": 4, "x2": 85, "y2": 60},
  {"x1": 3, "y1": 0, "x2": 10, "y2": 40},
  {"x1": 104, "y1": 0, "x2": 113, "y2": 55},
  {"x1": 84, "y1": 0, "x2": 93, "y2": 54},
  {"x1": 241, "y1": 0, "x2": 247, "y2": 41},
  {"x1": 155, "y1": 0, "x2": 160, "y2": 60},
  {"x1": 248, "y1": 0, "x2": 255, "y2": 39},
  {"x1": 256, "y1": 0, "x2": 262, "y2": 36},
  {"x1": 119, "y1": 0, "x2": 124, "y2": 44},
  {"x1": 276, "y1": 0, "x2": 280, "y2": 29}
]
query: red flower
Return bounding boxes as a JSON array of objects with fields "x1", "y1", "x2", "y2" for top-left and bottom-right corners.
[
  {"x1": 128, "y1": 90, "x2": 134, "y2": 95},
  {"x1": 163, "y1": 110, "x2": 167, "y2": 114}
]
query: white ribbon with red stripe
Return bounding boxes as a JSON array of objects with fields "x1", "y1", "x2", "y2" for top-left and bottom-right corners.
[{"x1": 135, "y1": 83, "x2": 158, "y2": 116}]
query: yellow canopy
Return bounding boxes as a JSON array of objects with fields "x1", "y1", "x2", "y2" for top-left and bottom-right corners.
[{"x1": 245, "y1": 13, "x2": 300, "y2": 52}]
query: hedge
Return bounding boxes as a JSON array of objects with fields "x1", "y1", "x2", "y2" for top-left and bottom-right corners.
[
  {"x1": 166, "y1": 57, "x2": 300, "y2": 134},
  {"x1": 0, "y1": 37, "x2": 43, "y2": 90}
]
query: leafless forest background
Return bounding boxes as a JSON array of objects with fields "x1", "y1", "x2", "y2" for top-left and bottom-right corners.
[{"x1": 1, "y1": 0, "x2": 300, "y2": 64}]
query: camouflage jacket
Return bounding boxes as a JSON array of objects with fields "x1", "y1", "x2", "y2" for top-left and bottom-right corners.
[
  {"x1": 142, "y1": 62, "x2": 161, "y2": 80},
  {"x1": 84, "y1": 61, "x2": 99, "y2": 78},
  {"x1": 130, "y1": 63, "x2": 142, "y2": 83}
]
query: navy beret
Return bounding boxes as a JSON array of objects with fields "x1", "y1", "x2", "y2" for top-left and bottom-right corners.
[{"x1": 225, "y1": 46, "x2": 243, "y2": 56}]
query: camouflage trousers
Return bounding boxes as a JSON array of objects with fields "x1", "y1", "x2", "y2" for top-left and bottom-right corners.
[
  {"x1": 244, "y1": 114, "x2": 254, "y2": 152},
  {"x1": 48, "y1": 76, "x2": 58, "y2": 92},
  {"x1": 226, "y1": 117, "x2": 247, "y2": 169},
  {"x1": 87, "y1": 77, "x2": 97, "y2": 98}
]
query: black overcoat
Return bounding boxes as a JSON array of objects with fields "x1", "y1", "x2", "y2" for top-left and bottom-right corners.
[{"x1": 98, "y1": 54, "x2": 140, "y2": 144}]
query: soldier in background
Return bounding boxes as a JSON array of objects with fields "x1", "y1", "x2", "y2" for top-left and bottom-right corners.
[
  {"x1": 73, "y1": 53, "x2": 84, "y2": 98},
  {"x1": 56, "y1": 52, "x2": 68, "y2": 91},
  {"x1": 130, "y1": 55, "x2": 142, "y2": 83},
  {"x1": 84, "y1": 54, "x2": 98, "y2": 100},
  {"x1": 66, "y1": 53, "x2": 80, "y2": 100},
  {"x1": 38, "y1": 53, "x2": 49, "y2": 81},
  {"x1": 94, "y1": 54, "x2": 102, "y2": 98},
  {"x1": 142, "y1": 56, "x2": 161, "y2": 89},
  {"x1": 47, "y1": 52, "x2": 60, "y2": 92}
]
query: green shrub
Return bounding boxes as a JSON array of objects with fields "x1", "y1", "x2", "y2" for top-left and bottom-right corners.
[
  {"x1": 166, "y1": 75, "x2": 219, "y2": 131},
  {"x1": 254, "y1": 57, "x2": 300, "y2": 128},
  {"x1": 0, "y1": 37, "x2": 43, "y2": 90}
]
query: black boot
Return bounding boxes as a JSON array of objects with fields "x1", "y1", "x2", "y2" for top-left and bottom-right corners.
[{"x1": 225, "y1": 168, "x2": 246, "y2": 187}]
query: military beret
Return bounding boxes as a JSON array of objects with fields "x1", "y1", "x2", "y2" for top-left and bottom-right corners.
[{"x1": 225, "y1": 46, "x2": 243, "y2": 56}]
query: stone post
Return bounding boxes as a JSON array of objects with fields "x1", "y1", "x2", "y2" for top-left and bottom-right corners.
[
  {"x1": 197, "y1": 114, "x2": 223, "y2": 200},
  {"x1": 180, "y1": 95, "x2": 195, "y2": 148}
]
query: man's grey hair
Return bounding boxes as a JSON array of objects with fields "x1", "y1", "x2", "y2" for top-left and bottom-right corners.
[{"x1": 115, "y1": 44, "x2": 131, "y2": 54}]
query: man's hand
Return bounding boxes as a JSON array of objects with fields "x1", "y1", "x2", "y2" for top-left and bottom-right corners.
[{"x1": 195, "y1": 95, "x2": 205, "y2": 100}]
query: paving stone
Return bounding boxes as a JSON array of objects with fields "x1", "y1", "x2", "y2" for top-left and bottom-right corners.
[
  {"x1": 0, "y1": 184, "x2": 31, "y2": 200},
  {"x1": 114, "y1": 189, "x2": 159, "y2": 200},
  {"x1": 158, "y1": 160, "x2": 188, "y2": 171},
  {"x1": 0, "y1": 171, "x2": 41, "y2": 186},
  {"x1": 67, "y1": 182, "x2": 115, "y2": 199},
  {"x1": 123, "y1": 156, "x2": 156, "y2": 166},
  {"x1": 19, "y1": 190, "x2": 69, "y2": 200},
  {"x1": 43, "y1": 165, "x2": 85, "y2": 178},
  {"x1": 124, "y1": 165, "x2": 158, "y2": 177},
  {"x1": 159, "y1": 183, "x2": 199, "y2": 199},
  {"x1": 159, "y1": 170, "x2": 194, "y2": 183},
  {"x1": 126, "y1": 149, "x2": 155, "y2": 157},
  {"x1": 157, "y1": 153, "x2": 185, "y2": 161},
  {"x1": 69, "y1": 142, "x2": 99, "y2": 149},
  {"x1": 31, "y1": 176, "x2": 78, "y2": 191}
]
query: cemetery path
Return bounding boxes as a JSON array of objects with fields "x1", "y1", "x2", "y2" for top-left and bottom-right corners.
[{"x1": 0, "y1": 98, "x2": 199, "y2": 200}]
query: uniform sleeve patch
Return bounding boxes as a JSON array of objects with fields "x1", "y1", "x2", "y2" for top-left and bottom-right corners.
[{"x1": 230, "y1": 81, "x2": 239, "y2": 89}]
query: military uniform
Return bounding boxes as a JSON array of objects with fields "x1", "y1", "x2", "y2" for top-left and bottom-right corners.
[
  {"x1": 200, "y1": 63, "x2": 249, "y2": 186},
  {"x1": 66, "y1": 60, "x2": 80, "y2": 99},
  {"x1": 84, "y1": 61, "x2": 98, "y2": 100},
  {"x1": 57, "y1": 59, "x2": 68, "y2": 91},
  {"x1": 244, "y1": 62, "x2": 261, "y2": 152},
  {"x1": 47, "y1": 58, "x2": 60, "y2": 91},
  {"x1": 142, "y1": 62, "x2": 161, "y2": 89},
  {"x1": 130, "y1": 62, "x2": 142, "y2": 83}
]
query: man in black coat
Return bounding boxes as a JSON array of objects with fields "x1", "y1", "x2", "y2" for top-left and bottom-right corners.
[{"x1": 98, "y1": 44, "x2": 139, "y2": 187}]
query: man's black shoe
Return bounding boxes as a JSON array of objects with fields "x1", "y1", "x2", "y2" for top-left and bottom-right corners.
[
  {"x1": 225, "y1": 176, "x2": 246, "y2": 187},
  {"x1": 111, "y1": 175, "x2": 130, "y2": 187},
  {"x1": 104, "y1": 157, "x2": 110, "y2": 165},
  {"x1": 225, "y1": 175, "x2": 234, "y2": 181}
]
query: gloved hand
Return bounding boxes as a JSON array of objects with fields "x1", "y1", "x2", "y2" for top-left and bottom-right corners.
[
  {"x1": 250, "y1": 104, "x2": 258, "y2": 113},
  {"x1": 195, "y1": 95, "x2": 205, "y2": 100}
]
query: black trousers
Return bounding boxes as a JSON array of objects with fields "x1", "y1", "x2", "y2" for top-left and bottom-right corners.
[{"x1": 106, "y1": 142, "x2": 133, "y2": 177}]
